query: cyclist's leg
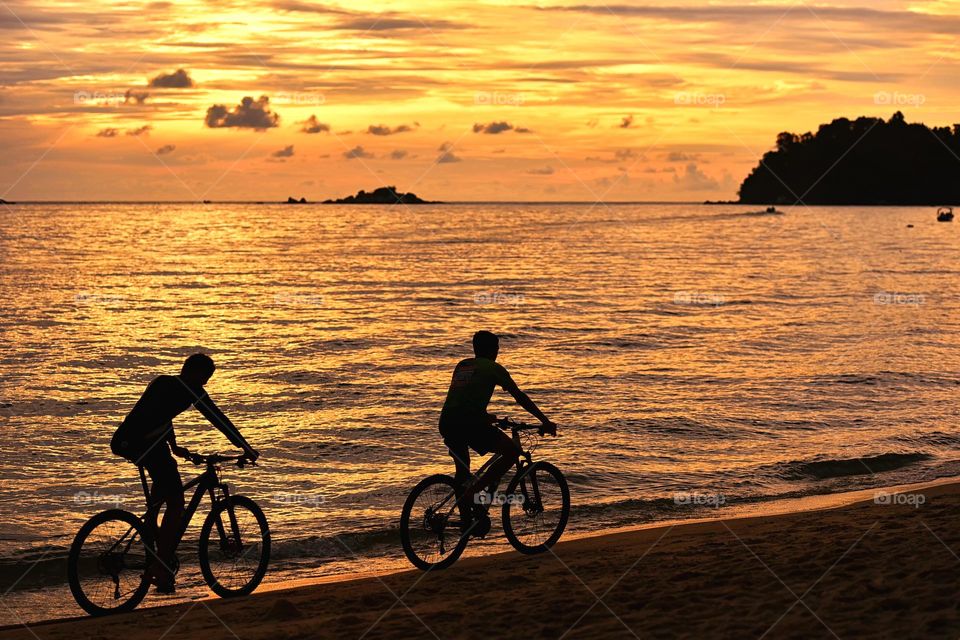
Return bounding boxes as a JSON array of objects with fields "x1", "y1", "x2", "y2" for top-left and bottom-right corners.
[
  {"x1": 143, "y1": 448, "x2": 184, "y2": 585},
  {"x1": 445, "y1": 438, "x2": 473, "y2": 523},
  {"x1": 474, "y1": 429, "x2": 522, "y2": 494}
]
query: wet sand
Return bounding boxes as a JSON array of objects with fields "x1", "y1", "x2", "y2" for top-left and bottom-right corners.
[{"x1": 3, "y1": 481, "x2": 959, "y2": 639}]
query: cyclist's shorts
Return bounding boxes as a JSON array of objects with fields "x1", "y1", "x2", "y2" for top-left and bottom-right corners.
[
  {"x1": 444, "y1": 424, "x2": 501, "y2": 456},
  {"x1": 142, "y1": 445, "x2": 183, "y2": 499}
]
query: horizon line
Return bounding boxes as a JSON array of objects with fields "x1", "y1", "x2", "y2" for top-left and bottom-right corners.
[{"x1": 1, "y1": 199, "x2": 719, "y2": 205}]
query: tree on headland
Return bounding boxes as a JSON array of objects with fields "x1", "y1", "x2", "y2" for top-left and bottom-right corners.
[{"x1": 738, "y1": 112, "x2": 960, "y2": 205}]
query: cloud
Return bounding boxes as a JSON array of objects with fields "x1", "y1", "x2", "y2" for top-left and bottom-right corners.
[
  {"x1": 96, "y1": 128, "x2": 119, "y2": 137},
  {"x1": 124, "y1": 89, "x2": 149, "y2": 105},
  {"x1": 156, "y1": 144, "x2": 176, "y2": 155},
  {"x1": 343, "y1": 145, "x2": 374, "y2": 159},
  {"x1": 271, "y1": 144, "x2": 295, "y2": 158},
  {"x1": 126, "y1": 125, "x2": 152, "y2": 136},
  {"x1": 614, "y1": 148, "x2": 642, "y2": 162},
  {"x1": 271, "y1": 2, "x2": 465, "y2": 31},
  {"x1": 534, "y1": 4, "x2": 960, "y2": 33},
  {"x1": 619, "y1": 114, "x2": 634, "y2": 128},
  {"x1": 300, "y1": 115, "x2": 330, "y2": 134},
  {"x1": 389, "y1": 149, "x2": 408, "y2": 160},
  {"x1": 367, "y1": 123, "x2": 417, "y2": 135},
  {"x1": 333, "y1": 16, "x2": 464, "y2": 31},
  {"x1": 437, "y1": 141, "x2": 462, "y2": 163},
  {"x1": 272, "y1": 1, "x2": 352, "y2": 14},
  {"x1": 472, "y1": 121, "x2": 531, "y2": 134},
  {"x1": 526, "y1": 166, "x2": 555, "y2": 175},
  {"x1": 148, "y1": 68, "x2": 195, "y2": 88},
  {"x1": 665, "y1": 151, "x2": 699, "y2": 162},
  {"x1": 205, "y1": 96, "x2": 280, "y2": 130},
  {"x1": 586, "y1": 148, "x2": 646, "y2": 163},
  {"x1": 673, "y1": 163, "x2": 719, "y2": 191},
  {"x1": 674, "y1": 51, "x2": 905, "y2": 83}
]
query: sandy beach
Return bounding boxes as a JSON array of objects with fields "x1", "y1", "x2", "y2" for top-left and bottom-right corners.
[{"x1": 3, "y1": 480, "x2": 958, "y2": 640}]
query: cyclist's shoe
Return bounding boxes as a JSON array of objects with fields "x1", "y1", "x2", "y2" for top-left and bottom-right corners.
[{"x1": 153, "y1": 579, "x2": 176, "y2": 595}]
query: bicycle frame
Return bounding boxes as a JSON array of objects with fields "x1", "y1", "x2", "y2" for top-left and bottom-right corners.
[
  {"x1": 440, "y1": 428, "x2": 535, "y2": 520},
  {"x1": 135, "y1": 462, "x2": 236, "y2": 559}
]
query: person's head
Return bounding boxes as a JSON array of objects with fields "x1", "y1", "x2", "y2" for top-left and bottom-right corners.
[
  {"x1": 472, "y1": 330, "x2": 500, "y2": 360},
  {"x1": 181, "y1": 353, "x2": 216, "y2": 386}
]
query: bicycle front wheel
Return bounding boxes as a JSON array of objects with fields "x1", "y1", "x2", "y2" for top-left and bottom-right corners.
[
  {"x1": 67, "y1": 509, "x2": 152, "y2": 616},
  {"x1": 400, "y1": 474, "x2": 468, "y2": 571},
  {"x1": 198, "y1": 495, "x2": 270, "y2": 598},
  {"x1": 503, "y1": 461, "x2": 570, "y2": 554}
]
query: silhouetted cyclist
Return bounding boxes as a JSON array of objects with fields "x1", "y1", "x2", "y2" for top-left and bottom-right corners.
[
  {"x1": 439, "y1": 331, "x2": 556, "y2": 531},
  {"x1": 111, "y1": 353, "x2": 258, "y2": 593}
]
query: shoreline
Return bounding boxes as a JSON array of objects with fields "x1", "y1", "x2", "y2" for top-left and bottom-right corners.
[{"x1": 4, "y1": 476, "x2": 959, "y2": 638}]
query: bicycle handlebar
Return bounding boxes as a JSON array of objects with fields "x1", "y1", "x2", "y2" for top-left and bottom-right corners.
[
  {"x1": 184, "y1": 452, "x2": 256, "y2": 468},
  {"x1": 496, "y1": 417, "x2": 557, "y2": 436}
]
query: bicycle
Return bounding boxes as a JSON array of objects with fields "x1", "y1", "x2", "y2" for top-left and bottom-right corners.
[
  {"x1": 400, "y1": 418, "x2": 570, "y2": 570},
  {"x1": 67, "y1": 452, "x2": 270, "y2": 616}
]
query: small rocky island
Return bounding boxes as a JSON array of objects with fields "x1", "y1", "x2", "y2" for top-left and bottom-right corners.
[
  {"x1": 285, "y1": 196, "x2": 308, "y2": 204},
  {"x1": 323, "y1": 186, "x2": 437, "y2": 204}
]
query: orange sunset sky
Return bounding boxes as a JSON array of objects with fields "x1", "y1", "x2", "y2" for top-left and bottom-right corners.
[{"x1": 1, "y1": 0, "x2": 958, "y2": 202}]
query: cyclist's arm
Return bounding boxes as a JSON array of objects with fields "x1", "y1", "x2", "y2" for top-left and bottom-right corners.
[
  {"x1": 166, "y1": 428, "x2": 190, "y2": 459},
  {"x1": 195, "y1": 394, "x2": 258, "y2": 459},
  {"x1": 500, "y1": 374, "x2": 551, "y2": 425}
]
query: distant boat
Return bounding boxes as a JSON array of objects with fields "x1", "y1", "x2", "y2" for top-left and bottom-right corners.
[
  {"x1": 937, "y1": 207, "x2": 954, "y2": 222},
  {"x1": 744, "y1": 206, "x2": 783, "y2": 215}
]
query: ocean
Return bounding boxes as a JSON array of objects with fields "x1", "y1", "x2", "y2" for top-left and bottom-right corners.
[{"x1": 2, "y1": 202, "x2": 959, "y2": 622}]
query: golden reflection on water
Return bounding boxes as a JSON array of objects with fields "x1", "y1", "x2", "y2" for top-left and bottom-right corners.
[{"x1": 2, "y1": 202, "x2": 960, "y2": 607}]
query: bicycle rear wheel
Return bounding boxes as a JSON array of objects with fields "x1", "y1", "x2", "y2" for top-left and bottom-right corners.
[
  {"x1": 400, "y1": 474, "x2": 469, "y2": 570},
  {"x1": 198, "y1": 495, "x2": 270, "y2": 598},
  {"x1": 68, "y1": 509, "x2": 152, "y2": 616},
  {"x1": 503, "y1": 461, "x2": 570, "y2": 554}
]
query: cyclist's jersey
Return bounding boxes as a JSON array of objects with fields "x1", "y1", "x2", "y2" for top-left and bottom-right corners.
[
  {"x1": 111, "y1": 375, "x2": 207, "y2": 459},
  {"x1": 439, "y1": 357, "x2": 513, "y2": 434}
]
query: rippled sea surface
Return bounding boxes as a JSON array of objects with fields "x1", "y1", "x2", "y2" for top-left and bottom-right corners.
[{"x1": 2, "y1": 203, "x2": 960, "y2": 621}]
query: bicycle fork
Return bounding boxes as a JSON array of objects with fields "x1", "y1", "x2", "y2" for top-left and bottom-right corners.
[
  {"x1": 211, "y1": 484, "x2": 243, "y2": 556},
  {"x1": 516, "y1": 462, "x2": 543, "y2": 515}
]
